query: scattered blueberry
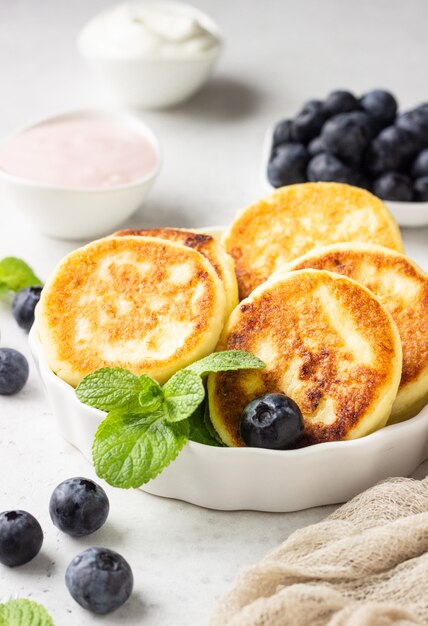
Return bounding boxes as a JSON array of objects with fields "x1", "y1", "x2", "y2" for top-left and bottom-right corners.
[
  {"x1": 414, "y1": 177, "x2": 428, "y2": 201},
  {"x1": 65, "y1": 547, "x2": 133, "y2": 614},
  {"x1": 366, "y1": 126, "x2": 421, "y2": 174},
  {"x1": 307, "y1": 153, "x2": 366, "y2": 187},
  {"x1": 49, "y1": 477, "x2": 109, "y2": 537},
  {"x1": 321, "y1": 111, "x2": 373, "y2": 164},
  {"x1": 397, "y1": 106, "x2": 428, "y2": 143},
  {"x1": 0, "y1": 510, "x2": 43, "y2": 567},
  {"x1": 0, "y1": 348, "x2": 29, "y2": 395},
  {"x1": 291, "y1": 101, "x2": 327, "y2": 143},
  {"x1": 360, "y1": 89, "x2": 397, "y2": 127},
  {"x1": 307, "y1": 135, "x2": 326, "y2": 156},
  {"x1": 12, "y1": 286, "x2": 43, "y2": 332},
  {"x1": 373, "y1": 172, "x2": 414, "y2": 202},
  {"x1": 240, "y1": 393, "x2": 304, "y2": 450},
  {"x1": 267, "y1": 143, "x2": 309, "y2": 187},
  {"x1": 323, "y1": 90, "x2": 359, "y2": 116},
  {"x1": 272, "y1": 119, "x2": 293, "y2": 148},
  {"x1": 411, "y1": 148, "x2": 428, "y2": 178}
]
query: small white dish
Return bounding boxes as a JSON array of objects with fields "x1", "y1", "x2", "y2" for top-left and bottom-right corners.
[
  {"x1": 77, "y1": 2, "x2": 222, "y2": 109},
  {"x1": 29, "y1": 226, "x2": 428, "y2": 512},
  {"x1": 261, "y1": 124, "x2": 428, "y2": 228},
  {"x1": 0, "y1": 109, "x2": 161, "y2": 240}
]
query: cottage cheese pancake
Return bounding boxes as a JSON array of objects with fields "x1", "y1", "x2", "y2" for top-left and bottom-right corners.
[
  {"x1": 114, "y1": 228, "x2": 238, "y2": 316},
  {"x1": 223, "y1": 182, "x2": 404, "y2": 299},
  {"x1": 274, "y1": 243, "x2": 428, "y2": 423},
  {"x1": 36, "y1": 236, "x2": 226, "y2": 387},
  {"x1": 208, "y1": 269, "x2": 402, "y2": 446}
]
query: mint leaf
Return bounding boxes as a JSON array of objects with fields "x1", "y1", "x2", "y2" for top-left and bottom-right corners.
[
  {"x1": 188, "y1": 403, "x2": 222, "y2": 446},
  {"x1": 162, "y1": 370, "x2": 205, "y2": 422},
  {"x1": 92, "y1": 409, "x2": 189, "y2": 488},
  {"x1": 0, "y1": 599, "x2": 54, "y2": 626},
  {"x1": 0, "y1": 257, "x2": 42, "y2": 292},
  {"x1": 185, "y1": 350, "x2": 265, "y2": 377},
  {"x1": 76, "y1": 368, "x2": 162, "y2": 413}
]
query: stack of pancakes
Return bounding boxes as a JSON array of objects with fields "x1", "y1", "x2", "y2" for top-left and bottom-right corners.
[{"x1": 37, "y1": 182, "x2": 428, "y2": 447}]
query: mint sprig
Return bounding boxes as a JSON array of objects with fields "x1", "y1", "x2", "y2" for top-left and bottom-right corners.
[
  {"x1": 0, "y1": 257, "x2": 42, "y2": 295},
  {"x1": 0, "y1": 599, "x2": 54, "y2": 626},
  {"x1": 188, "y1": 403, "x2": 223, "y2": 447},
  {"x1": 76, "y1": 350, "x2": 265, "y2": 488}
]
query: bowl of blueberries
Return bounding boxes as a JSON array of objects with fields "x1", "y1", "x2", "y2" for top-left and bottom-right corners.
[{"x1": 263, "y1": 89, "x2": 428, "y2": 227}]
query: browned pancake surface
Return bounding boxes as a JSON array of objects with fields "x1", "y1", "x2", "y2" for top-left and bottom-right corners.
[
  {"x1": 281, "y1": 244, "x2": 428, "y2": 420},
  {"x1": 37, "y1": 236, "x2": 225, "y2": 386},
  {"x1": 209, "y1": 270, "x2": 401, "y2": 446},
  {"x1": 223, "y1": 183, "x2": 403, "y2": 299}
]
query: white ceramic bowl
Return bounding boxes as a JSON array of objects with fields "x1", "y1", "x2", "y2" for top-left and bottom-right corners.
[
  {"x1": 77, "y1": 2, "x2": 222, "y2": 109},
  {"x1": 261, "y1": 124, "x2": 428, "y2": 228},
  {"x1": 29, "y1": 284, "x2": 428, "y2": 512},
  {"x1": 0, "y1": 109, "x2": 161, "y2": 240}
]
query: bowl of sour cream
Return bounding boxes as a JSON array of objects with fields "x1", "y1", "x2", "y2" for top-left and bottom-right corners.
[
  {"x1": 0, "y1": 109, "x2": 161, "y2": 240},
  {"x1": 77, "y1": 1, "x2": 222, "y2": 109}
]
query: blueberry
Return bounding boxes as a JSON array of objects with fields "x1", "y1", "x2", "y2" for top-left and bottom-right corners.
[
  {"x1": 240, "y1": 393, "x2": 304, "y2": 449},
  {"x1": 397, "y1": 105, "x2": 428, "y2": 144},
  {"x1": 414, "y1": 177, "x2": 428, "y2": 201},
  {"x1": 272, "y1": 119, "x2": 293, "y2": 147},
  {"x1": 360, "y1": 89, "x2": 397, "y2": 127},
  {"x1": 373, "y1": 172, "x2": 414, "y2": 202},
  {"x1": 307, "y1": 136, "x2": 325, "y2": 156},
  {"x1": 12, "y1": 286, "x2": 43, "y2": 333},
  {"x1": 366, "y1": 126, "x2": 421, "y2": 174},
  {"x1": 298, "y1": 99, "x2": 324, "y2": 115},
  {"x1": 411, "y1": 148, "x2": 428, "y2": 178},
  {"x1": 291, "y1": 102, "x2": 327, "y2": 143},
  {"x1": 49, "y1": 477, "x2": 109, "y2": 537},
  {"x1": 0, "y1": 348, "x2": 29, "y2": 395},
  {"x1": 267, "y1": 143, "x2": 309, "y2": 187},
  {"x1": 323, "y1": 90, "x2": 359, "y2": 116},
  {"x1": 66, "y1": 547, "x2": 133, "y2": 614},
  {"x1": 307, "y1": 153, "x2": 367, "y2": 188},
  {"x1": 0, "y1": 510, "x2": 43, "y2": 567},
  {"x1": 321, "y1": 111, "x2": 373, "y2": 164}
]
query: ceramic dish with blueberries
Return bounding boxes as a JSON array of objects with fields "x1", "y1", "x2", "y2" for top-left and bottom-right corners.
[{"x1": 264, "y1": 89, "x2": 428, "y2": 227}]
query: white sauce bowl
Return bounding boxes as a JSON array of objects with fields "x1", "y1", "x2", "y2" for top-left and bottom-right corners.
[
  {"x1": 77, "y1": 2, "x2": 222, "y2": 109},
  {"x1": 0, "y1": 109, "x2": 161, "y2": 240}
]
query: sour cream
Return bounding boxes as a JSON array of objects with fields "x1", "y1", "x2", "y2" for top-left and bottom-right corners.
[
  {"x1": 0, "y1": 115, "x2": 158, "y2": 189},
  {"x1": 78, "y1": 2, "x2": 220, "y2": 60}
]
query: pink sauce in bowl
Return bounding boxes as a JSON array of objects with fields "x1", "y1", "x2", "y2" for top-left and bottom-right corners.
[{"x1": 0, "y1": 114, "x2": 159, "y2": 190}]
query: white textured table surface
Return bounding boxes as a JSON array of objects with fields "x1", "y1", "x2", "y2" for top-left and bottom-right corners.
[{"x1": 0, "y1": 1, "x2": 428, "y2": 624}]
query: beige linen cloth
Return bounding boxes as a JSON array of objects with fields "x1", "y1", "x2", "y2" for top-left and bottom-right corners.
[{"x1": 211, "y1": 477, "x2": 428, "y2": 626}]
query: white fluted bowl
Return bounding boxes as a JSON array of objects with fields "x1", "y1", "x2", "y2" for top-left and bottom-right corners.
[{"x1": 29, "y1": 322, "x2": 428, "y2": 512}]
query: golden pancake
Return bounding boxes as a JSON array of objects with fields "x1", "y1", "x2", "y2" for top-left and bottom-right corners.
[
  {"x1": 208, "y1": 269, "x2": 402, "y2": 446},
  {"x1": 222, "y1": 182, "x2": 404, "y2": 299},
  {"x1": 36, "y1": 236, "x2": 226, "y2": 387},
  {"x1": 272, "y1": 243, "x2": 428, "y2": 423},
  {"x1": 114, "y1": 227, "x2": 238, "y2": 316}
]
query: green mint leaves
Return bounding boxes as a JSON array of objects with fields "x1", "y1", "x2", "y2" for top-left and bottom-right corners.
[
  {"x1": 76, "y1": 368, "x2": 163, "y2": 414},
  {"x1": 0, "y1": 599, "x2": 54, "y2": 626},
  {"x1": 0, "y1": 257, "x2": 42, "y2": 295},
  {"x1": 92, "y1": 409, "x2": 190, "y2": 488},
  {"x1": 185, "y1": 350, "x2": 265, "y2": 377},
  {"x1": 76, "y1": 350, "x2": 265, "y2": 489}
]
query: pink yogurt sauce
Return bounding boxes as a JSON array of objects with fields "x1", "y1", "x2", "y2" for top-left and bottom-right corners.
[{"x1": 0, "y1": 115, "x2": 158, "y2": 189}]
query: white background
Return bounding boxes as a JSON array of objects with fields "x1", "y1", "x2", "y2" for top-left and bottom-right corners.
[{"x1": 0, "y1": 1, "x2": 427, "y2": 624}]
